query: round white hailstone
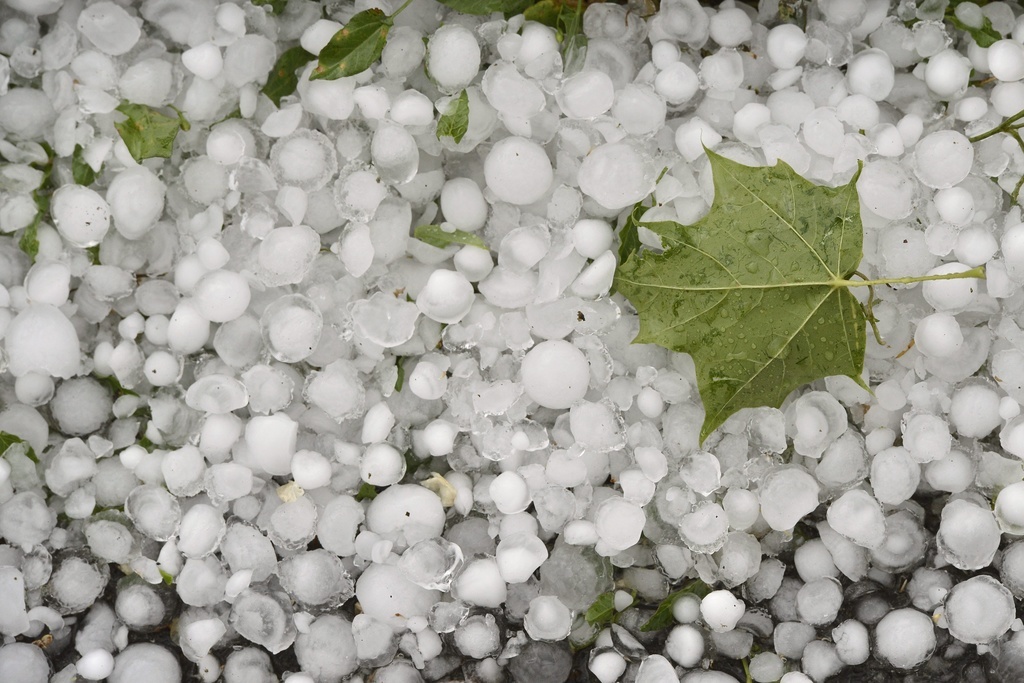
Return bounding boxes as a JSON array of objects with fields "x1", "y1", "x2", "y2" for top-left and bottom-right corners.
[
  {"x1": 4, "y1": 304, "x2": 82, "y2": 379},
  {"x1": 826, "y1": 490, "x2": 885, "y2": 549},
  {"x1": 489, "y1": 471, "x2": 532, "y2": 515},
  {"x1": 496, "y1": 533, "x2": 548, "y2": 584},
  {"x1": 636, "y1": 386, "x2": 665, "y2": 418},
  {"x1": 144, "y1": 351, "x2": 181, "y2": 386},
  {"x1": 937, "y1": 498, "x2": 1001, "y2": 570},
  {"x1": 654, "y1": 62, "x2": 701, "y2": 105},
  {"x1": 356, "y1": 563, "x2": 439, "y2": 630},
  {"x1": 109, "y1": 644, "x2": 182, "y2": 683},
  {"x1": 193, "y1": 270, "x2": 251, "y2": 323},
  {"x1": 524, "y1": 596, "x2": 573, "y2": 641},
  {"x1": 206, "y1": 124, "x2": 250, "y2": 165},
  {"x1": 700, "y1": 590, "x2": 745, "y2": 633},
  {"x1": 943, "y1": 575, "x2": 1016, "y2": 644},
  {"x1": 794, "y1": 539, "x2": 838, "y2": 582},
  {"x1": 77, "y1": 649, "x2": 116, "y2": 680},
  {"x1": 51, "y1": 185, "x2": 111, "y2": 248},
  {"x1": 291, "y1": 450, "x2": 333, "y2": 491},
  {"x1": 182, "y1": 42, "x2": 223, "y2": 80},
  {"x1": 77, "y1": 1, "x2": 141, "y2": 56},
  {"x1": 856, "y1": 159, "x2": 914, "y2": 220},
  {"x1": 590, "y1": 651, "x2": 627, "y2": 683},
  {"x1": 427, "y1": 24, "x2": 481, "y2": 93},
  {"x1": 15, "y1": 371, "x2": 54, "y2": 407},
  {"x1": 913, "y1": 131, "x2": 973, "y2": 189},
  {"x1": 832, "y1": 619, "x2": 870, "y2": 665},
  {"x1": 0, "y1": 88, "x2": 56, "y2": 141},
  {"x1": 416, "y1": 270, "x2": 475, "y2": 324},
  {"x1": 520, "y1": 340, "x2": 590, "y2": 409},
  {"x1": 914, "y1": 312, "x2": 963, "y2": 358},
  {"x1": 870, "y1": 446, "x2": 920, "y2": 505},
  {"x1": 673, "y1": 595, "x2": 702, "y2": 624},
  {"x1": 766, "y1": 24, "x2": 808, "y2": 69},
  {"x1": 921, "y1": 262, "x2": 979, "y2": 312},
  {"x1": 933, "y1": 187, "x2": 974, "y2": 226},
  {"x1": 453, "y1": 557, "x2": 506, "y2": 608},
  {"x1": 594, "y1": 496, "x2": 646, "y2": 552},
  {"x1": 996, "y1": 481, "x2": 1024, "y2": 533},
  {"x1": 0, "y1": 643, "x2": 51, "y2": 682},
  {"x1": 924, "y1": 49, "x2": 972, "y2": 97},
  {"x1": 988, "y1": 39, "x2": 1024, "y2": 81},
  {"x1": 557, "y1": 70, "x2": 616, "y2": 118},
  {"x1": 484, "y1": 136, "x2": 553, "y2": 205},
  {"x1": 874, "y1": 609, "x2": 935, "y2": 669},
  {"x1": 51, "y1": 378, "x2": 112, "y2": 436},
  {"x1": 758, "y1": 467, "x2": 820, "y2": 531},
  {"x1": 106, "y1": 166, "x2": 166, "y2": 240},
  {"x1": 665, "y1": 624, "x2": 705, "y2": 667},
  {"x1": 244, "y1": 413, "x2": 298, "y2": 477},
  {"x1": 709, "y1": 7, "x2": 753, "y2": 47},
  {"x1": 440, "y1": 178, "x2": 488, "y2": 232},
  {"x1": 846, "y1": 48, "x2": 895, "y2": 100},
  {"x1": 572, "y1": 219, "x2": 614, "y2": 260},
  {"x1": 924, "y1": 449, "x2": 975, "y2": 493},
  {"x1": 949, "y1": 384, "x2": 1001, "y2": 439},
  {"x1": 723, "y1": 487, "x2": 760, "y2": 531},
  {"x1": 1005, "y1": 224, "x2": 1024, "y2": 281},
  {"x1": 454, "y1": 245, "x2": 494, "y2": 282},
  {"x1": 796, "y1": 578, "x2": 844, "y2": 626},
  {"x1": 365, "y1": 484, "x2": 446, "y2": 549},
  {"x1": 748, "y1": 653, "x2": 785, "y2": 682},
  {"x1": 360, "y1": 443, "x2": 406, "y2": 487},
  {"x1": 652, "y1": 41, "x2": 681, "y2": 68}
]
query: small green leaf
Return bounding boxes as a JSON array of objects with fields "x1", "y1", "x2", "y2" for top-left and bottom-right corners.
[
  {"x1": 947, "y1": 13, "x2": 1001, "y2": 47},
  {"x1": 414, "y1": 224, "x2": 488, "y2": 250},
  {"x1": 159, "y1": 569, "x2": 175, "y2": 585},
  {"x1": 523, "y1": 0, "x2": 563, "y2": 24},
  {"x1": 618, "y1": 202, "x2": 648, "y2": 265},
  {"x1": 639, "y1": 579, "x2": 712, "y2": 632},
  {"x1": 312, "y1": 9, "x2": 391, "y2": 81},
  {"x1": 585, "y1": 589, "x2": 634, "y2": 627},
  {"x1": 114, "y1": 103, "x2": 188, "y2": 162},
  {"x1": 85, "y1": 245, "x2": 101, "y2": 265},
  {"x1": 355, "y1": 482, "x2": 379, "y2": 501},
  {"x1": 262, "y1": 46, "x2": 314, "y2": 106},
  {"x1": 395, "y1": 356, "x2": 406, "y2": 392},
  {"x1": 72, "y1": 145, "x2": 98, "y2": 186},
  {"x1": 19, "y1": 217, "x2": 40, "y2": 261},
  {"x1": 437, "y1": 0, "x2": 533, "y2": 15},
  {"x1": 437, "y1": 89, "x2": 470, "y2": 144},
  {"x1": 251, "y1": 0, "x2": 288, "y2": 14},
  {"x1": 0, "y1": 431, "x2": 38, "y2": 463}
]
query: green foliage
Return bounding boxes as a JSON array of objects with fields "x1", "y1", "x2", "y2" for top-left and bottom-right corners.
[
  {"x1": 618, "y1": 202, "x2": 649, "y2": 265},
  {"x1": 639, "y1": 579, "x2": 712, "y2": 632},
  {"x1": 18, "y1": 213, "x2": 40, "y2": 261},
  {"x1": 114, "y1": 103, "x2": 189, "y2": 162},
  {"x1": 312, "y1": 9, "x2": 392, "y2": 80},
  {"x1": 585, "y1": 590, "x2": 635, "y2": 627},
  {"x1": 263, "y1": 46, "x2": 314, "y2": 106},
  {"x1": 394, "y1": 356, "x2": 406, "y2": 392},
  {"x1": 616, "y1": 150, "x2": 984, "y2": 443},
  {"x1": 72, "y1": 144, "x2": 98, "y2": 186},
  {"x1": 437, "y1": 0, "x2": 534, "y2": 15},
  {"x1": 355, "y1": 482, "x2": 379, "y2": 501},
  {"x1": 159, "y1": 569, "x2": 175, "y2": 585},
  {"x1": 437, "y1": 90, "x2": 470, "y2": 144},
  {"x1": 415, "y1": 224, "x2": 488, "y2": 250},
  {"x1": 947, "y1": 12, "x2": 1000, "y2": 46},
  {"x1": 0, "y1": 432, "x2": 38, "y2": 463},
  {"x1": 524, "y1": 0, "x2": 588, "y2": 70}
]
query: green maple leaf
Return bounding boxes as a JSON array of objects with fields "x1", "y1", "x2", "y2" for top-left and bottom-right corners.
[
  {"x1": 311, "y1": 9, "x2": 391, "y2": 81},
  {"x1": 114, "y1": 103, "x2": 189, "y2": 163},
  {"x1": 615, "y1": 150, "x2": 981, "y2": 444}
]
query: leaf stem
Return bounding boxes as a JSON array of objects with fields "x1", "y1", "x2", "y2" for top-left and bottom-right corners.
[
  {"x1": 391, "y1": 0, "x2": 415, "y2": 17},
  {"x1": 842, "y1": 266, "x2": 985, "y2": 288},
  {"x1": 969, "y1": 108, "x2": 1024, "y2": 143}
]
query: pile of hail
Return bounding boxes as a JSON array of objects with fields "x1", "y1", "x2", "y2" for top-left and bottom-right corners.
[{"x1": 4, "y1": 0, "x2": 1024, "y2": 682}]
